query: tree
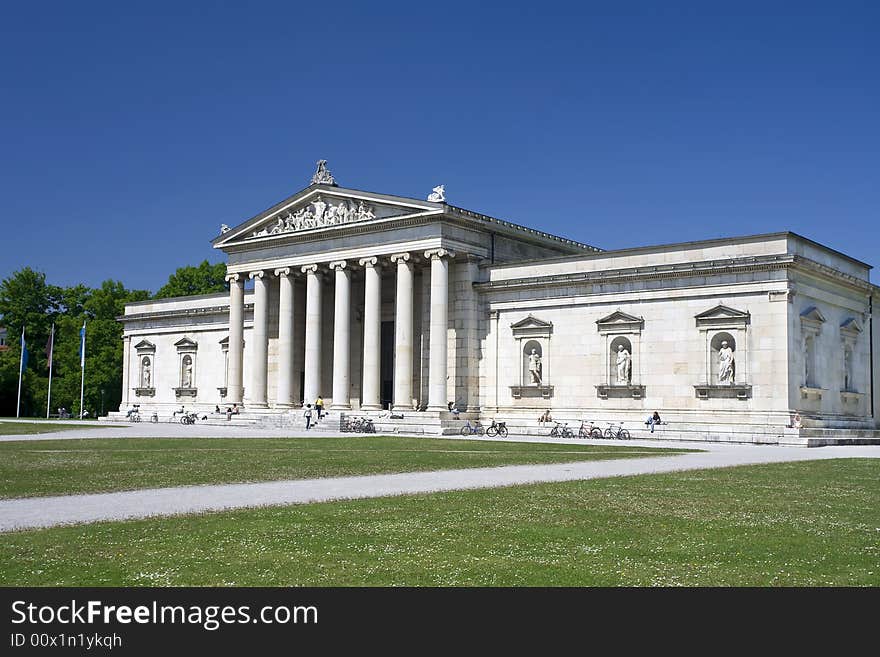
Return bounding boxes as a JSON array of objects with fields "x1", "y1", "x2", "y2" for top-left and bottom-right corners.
[
  {"x1": 0, "y1": 268, "x2": 55, "y2": 416},
  {"x1": 155, "y1": 260, "x2": 228, "y2": 299},
  {"x1": 0, "y1": 268, "x2": 149, "y2": 417}
]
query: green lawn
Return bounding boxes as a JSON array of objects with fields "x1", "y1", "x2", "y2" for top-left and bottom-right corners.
[
  {"x1": 0, "y1": 436, "x2": 686, "y2": 499},
  {"x1": 0, "y1": 421, "x2": 105, "y2": 436},
  {"x1": 0, "y1": 459, "x2": 876, "y2": 586}
]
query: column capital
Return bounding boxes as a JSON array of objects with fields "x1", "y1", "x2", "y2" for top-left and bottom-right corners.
[
  {"x1": 329, "y1": 260, "x2": 348, "y2": 271},
  {"x1": 274, "y1": 267, "x2": 292, "y2": 277},
  {"x1": 358, "y1": 256, "x2": 378, "y2": 268},
  {"x1": 249, "y1": 270, "x2": 266, "y2": 280},
  {"x1": 225, "y1": 273, "x2": 241, "y2": 283},
  {"x1": 390, "y1": 252, "x2": 411, "y2": 264},
  {"x1": 424, "y1": 248, "x2": 455, "y2": 260},
  {"x1": 301, "y1": 264, "x2": 319, "y2": 275}
]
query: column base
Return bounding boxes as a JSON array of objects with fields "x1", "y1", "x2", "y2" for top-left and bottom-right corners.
[
  {"x1": 274, "y1": 403, "x2": 295, "y2": 409},
  {"x1": 361, "y1": 404, "x2": 383, "y2": 411},
  {"x1": 426, "y1": 404, "x2": 448, "y2": 412},
  {"x1": 330, "y1": 403, "x2": 351, "y2": 410},
  {"x1": 248, "y1": 402, "x2": 268, "y2": 409}
]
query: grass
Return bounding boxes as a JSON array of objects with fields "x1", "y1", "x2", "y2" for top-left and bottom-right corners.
[
  {"x1": 0, "y1": 436, "x2": 687, "y2": 499},
  {"x1": 0, "y1": 421, "x2": 105, "y2": 436},
  {"x1": 0, "y1": 459, "x2": 876, "y2": 586}
]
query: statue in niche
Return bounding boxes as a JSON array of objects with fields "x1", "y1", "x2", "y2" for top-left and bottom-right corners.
[
  {"x1": 427, "y1": 185, "x2": 446, "y2": 202},
  {"x1": 528, "y1": 348, "x2": 542, "y2": 384},
  {"x1": 615, "y1": 344, "x2": 631, "y2": 384},
  {"x1": 142, "y1": 359, "x2": 151, "y2": 388},
  {"x1": 844, "y1": 347, "x2": 853, "y2": 391},
  {"x1": 718, "y1": 341, "x2": 735, "y2": 384},
  {"x1": 182, "y1": 357, "x2": 193, "y2": 388}
]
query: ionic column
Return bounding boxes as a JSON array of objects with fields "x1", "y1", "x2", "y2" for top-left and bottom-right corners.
[
  {"x1": 248, "y1": 270, "x2": 269, "y2": 408},
  {"x1": 301, "y1": 264, "x2": 322, "y2": 407},
  {"x1": 226, "y1": 273, "x2": 244, "y2": 404},
  {"x1": 391, "y1": 252, "x2": 414, "y2": 411},
  {"x1": 360, "y1": 257, "x2": 382, "y2": 410},
  {"x1": 330, "y1": 261, "x2": 351, "y2": 410},
  {"x1": 275, "y1": 267, "x2": 295, "y2": 408},
  {"x1": 425, "y1": 248, "x2": 454, "y2": 411}
]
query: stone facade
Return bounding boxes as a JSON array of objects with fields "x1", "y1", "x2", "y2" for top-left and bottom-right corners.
[{"x1": 118, "y1": 172, "x2": 880, "y2": 440}]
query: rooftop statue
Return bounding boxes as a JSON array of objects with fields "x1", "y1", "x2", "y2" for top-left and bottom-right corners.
[
  {"x1": 310, "y1": 159, "x2": 337, "y2": 186},
  {"x1": 427, "y1": 184, "x2": 445, "y2": 202}
]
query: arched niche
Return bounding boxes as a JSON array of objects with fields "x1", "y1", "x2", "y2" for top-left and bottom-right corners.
[
  {"x1": 694, "y1": 304, "x2": 751, "y2": 399},
  {"x1": 140, "y1": 356, "x2": 152, "y2": 389},
  {"x1": 522, "y1": 340, "x2": 543, "y2": 385},
  {"x1": 609, "y1": 336, "x2": 633, "y2": 385},
  {"x1": 709, "y1": 332, "x2": 736, "y2": 384}
]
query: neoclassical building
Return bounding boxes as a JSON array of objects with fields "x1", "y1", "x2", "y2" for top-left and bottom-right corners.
[{"x1": 117, "y1": 163, "x2": 879, "y2": 443}]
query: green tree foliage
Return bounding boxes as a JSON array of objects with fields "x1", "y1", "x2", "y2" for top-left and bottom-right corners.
[
  {"x1": 0, "y1": 269, "x2": 149, "y2": 417},
  {"x1": 155, "y1": 260, "x2": 228, "y2": 299}
]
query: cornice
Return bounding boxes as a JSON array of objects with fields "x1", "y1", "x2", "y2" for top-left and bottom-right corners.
[
  {"x1": 476, "y1": 254, "x2": 873, "y2": 295},
  {"x1": 118, "y1": 303, "x2": 252, "y2": 323}
]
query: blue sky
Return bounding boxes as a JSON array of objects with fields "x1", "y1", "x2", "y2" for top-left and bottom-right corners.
[{"x1": 1, "y1": 1, "x2": 877, "y2": 292}]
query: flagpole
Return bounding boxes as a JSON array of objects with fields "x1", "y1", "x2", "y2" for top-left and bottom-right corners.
[
  {"x1": 79, "y1": 321, "x2": 86, "y2": 420},
  {"x1": 16, "y1": 327, "x2": 24, "y2": 419},
  {"x1": 46, "y1": 323, "x2": 55, "y2": 419}
]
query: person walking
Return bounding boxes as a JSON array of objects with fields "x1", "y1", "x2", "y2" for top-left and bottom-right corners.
[
  {"x1": 304, "y1": 404, "x2": 314, "y2": 430},
  {"x1": 315, "y1": 395, "x2": 324, "y2": 420}
]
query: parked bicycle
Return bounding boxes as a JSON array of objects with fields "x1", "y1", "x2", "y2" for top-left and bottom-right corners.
[
  {"x1": 603, "y1": 422, "x2": 631, "y2": 439},
  {"x1": 180, "y1": 412, "x2": 199, "y2": 425},
  {"x1": 342, "y1": 416, "x2": 376, "y2": 433},
  {"x1": 578, "y1": 420, "x2": 602, "y2": 438},
  {"x1": 550, "y1": 422, "x2": 574, "y2": 438},
  {"x1": 460, "y1": 420, "x2": 485, "y2": 436},
  {"x1": 485, "y1": 420, "x2": 508, "y2": 438}
]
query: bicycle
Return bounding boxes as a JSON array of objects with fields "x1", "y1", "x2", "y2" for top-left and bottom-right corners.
[
  {"x1": 485, "y1": 420, "x2": 508, "y2": 438},
  {"x1": 550, "y1": 422, "x2": 574, "y2": 438},
  {"x1": 578, "y1": 420, "x2": 602, "y2": 438},
  {"x1": 603, "y1": 422, "x2": 631, "y2": 439},
  {"x1": 460, "y1": 420, "x2": 485, "y2": 436},
  {"x1": 180, "y1": 412, "x2": 199, "y2": 425}
]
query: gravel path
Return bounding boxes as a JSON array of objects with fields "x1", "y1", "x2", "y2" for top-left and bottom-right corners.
[{"x1": 1, "y1": 430, "x2": 877, "y2": 532}]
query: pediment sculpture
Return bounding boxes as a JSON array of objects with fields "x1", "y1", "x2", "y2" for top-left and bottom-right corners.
[{"x1": 250, "y1": 196, "x2": 377, "y2": 238}]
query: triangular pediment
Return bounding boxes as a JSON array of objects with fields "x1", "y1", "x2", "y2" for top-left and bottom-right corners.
[
  {"x1": 695, "y1": 304, "x2": 750, "y2": 321},
  {"x1": 596, "y1": 310, "x2": 643, "y2": 325},
  {"x1": 800, "y1": 306, "x2": 826, "y2": 323},
  {"x1": 840, "y1": 317, "x2": 862, "y2": 334},
  {"x1": 174, "y1": 337, "x2": 198, "y2": 350},
  {"x1": 510, "y1": 315, "x2": 553, "y2": 330},
  {"x1": 695, "y1": 304, "x2": 750, "y2": 328},
  {"x1": 596, "y1": 309, "x2": 644, "y2": 333},
  {"x1": 213, "y1": 186, "x2": 443, "y2": 247},
  {"x1": 134, "y1": 339, "x2": 155, "y2": 352},
  {"x1": 510, "y1": 314, "x2": 553, "y2": 337}
]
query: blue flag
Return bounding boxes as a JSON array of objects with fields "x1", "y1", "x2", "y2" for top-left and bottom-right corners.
[
  {"x1": 79, "y1": 322, "x2": 86, "y2": 368},
  {"x1": 20, "y1": 328, "x2": 28, "y2": 373}
]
